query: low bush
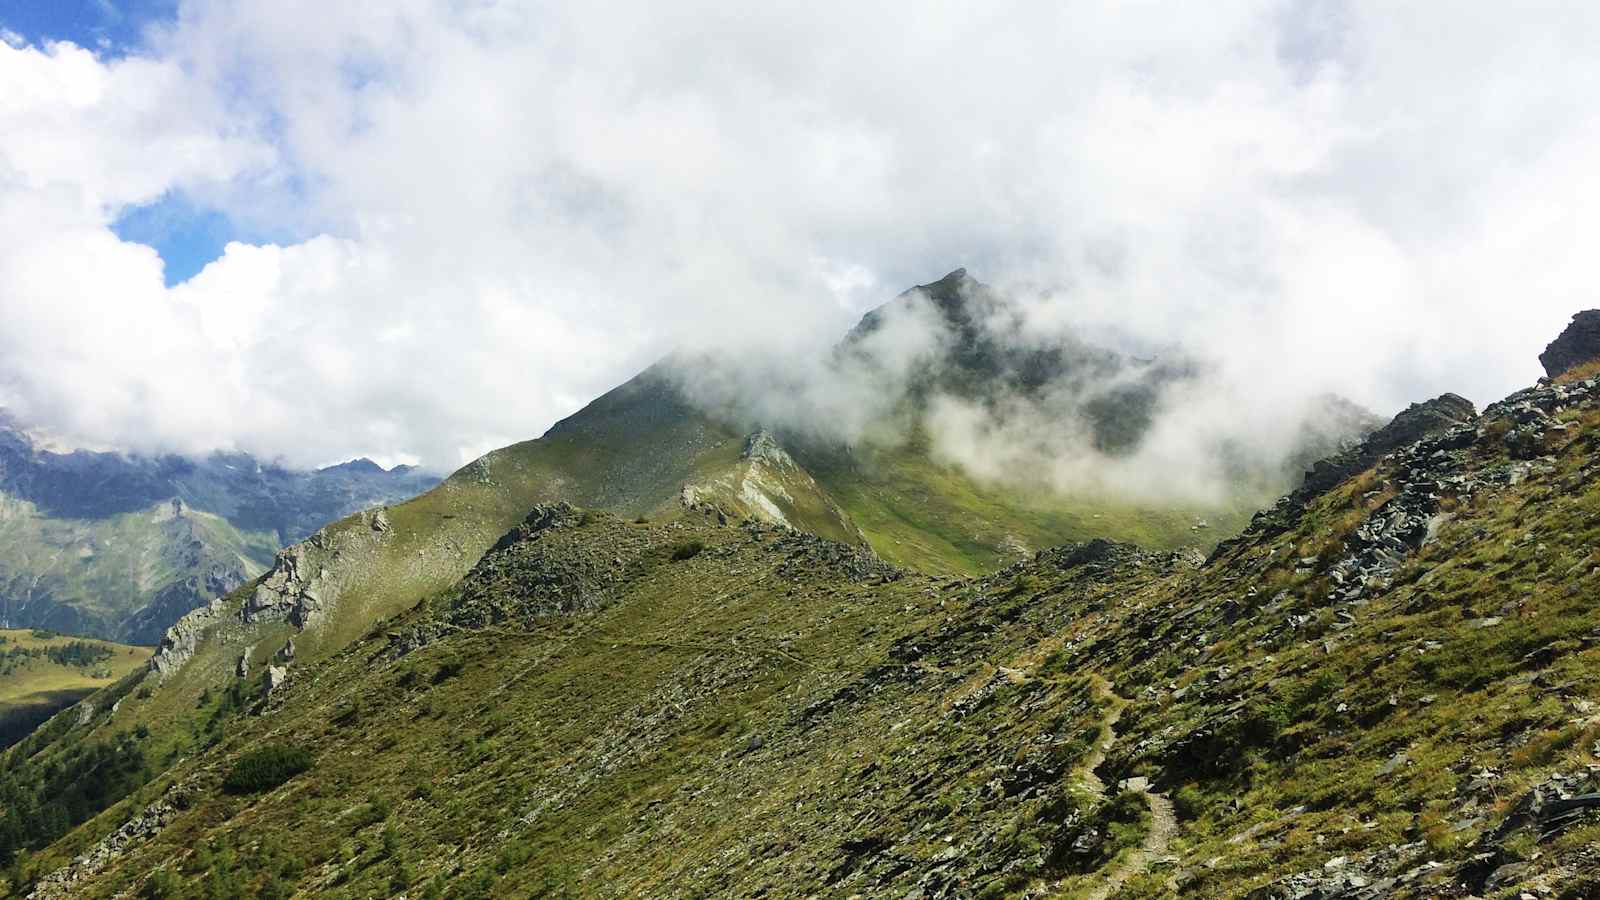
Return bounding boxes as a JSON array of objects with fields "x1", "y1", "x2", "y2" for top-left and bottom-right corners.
[
  {"x1": 221, "y1": 745, "x2": 313, "y2": 794},
  {"x1": 670, "y1": 540, "x2": 705, "y2": 561}
]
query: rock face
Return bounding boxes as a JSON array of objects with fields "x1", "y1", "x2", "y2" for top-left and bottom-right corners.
[
  {"x1": 149, "y1": 598, "x2": 231, "y2": 680},
  {"x1": 679, "y1": 430, "x2": 868, "y2": 546},
  {"x1": 1211, "y1": 393, "x2": 1478, "y2": 562},
  {"x1": 149, "y1": 508, "x2": 397, "y2": 680},
  {"x1": 244, "y1": 544, "x2": 326, "y2": 629},
  {"x1": 1538, "y1": 309, "x2": 1600, "y2": 378},
  {"x1": 264, "y1": 664, "x2": 288, "y2": 695}
]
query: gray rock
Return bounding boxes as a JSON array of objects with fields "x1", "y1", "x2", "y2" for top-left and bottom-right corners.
[
  {"x1": 1378, "y1": 752, "x2": 1408, "y2": 777},
  {"x1": 1538, "y1": 309, "x2": 1600, "y2": 378},
  {"x1": 27, "y1": 790, "x2": 181, "y2": 898},
  {"x1": 265, "y1": 664, "x2": 289, "y2": 695},
  {"x1": 149, "y1": 597, "x2": 231, "y2": 681}
]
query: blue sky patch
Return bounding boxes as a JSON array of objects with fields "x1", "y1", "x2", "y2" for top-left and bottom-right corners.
[
  {"x1": 0, "y1": 0, "x2": 176, "y2": 55},
  {"x1": 111, "y1": 193, "x2": 238, "y2": 286}
]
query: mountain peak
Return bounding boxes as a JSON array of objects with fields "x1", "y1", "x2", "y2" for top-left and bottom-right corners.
[{"x1": 322, "y1": 457, "x2": 386, "y2": 474}]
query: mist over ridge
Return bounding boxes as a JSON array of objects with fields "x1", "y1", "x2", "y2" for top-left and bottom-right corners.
[{"x1": 662, "y1": 268, "x2": 1383, "y2": 509}]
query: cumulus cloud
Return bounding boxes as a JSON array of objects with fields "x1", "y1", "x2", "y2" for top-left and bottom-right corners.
[{"x1": 1, "y1": 2, "x2": 1598, "y2": 472}]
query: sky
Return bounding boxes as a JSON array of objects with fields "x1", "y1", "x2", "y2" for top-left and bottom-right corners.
[{"x1": 1, "y1": 1, "x2": 1597, "y2": 472}]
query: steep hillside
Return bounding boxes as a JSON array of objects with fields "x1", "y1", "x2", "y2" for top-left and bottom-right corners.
[
  {"x1": 9, "y1": 316, "x2": 1600, "y2": 897},
  {"x1": 0, "y1": 630, "x2": 149, "y2": 749},
  {"x1": 0, "y1": 416, "x2": 438, "y2": 643}
]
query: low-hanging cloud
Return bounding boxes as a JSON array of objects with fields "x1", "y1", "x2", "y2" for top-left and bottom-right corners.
[
  {"x1": 1, "y1": 2, "x2": 1597, "y2": 474},
  {"x1": 663, "y1": 275, "x2": 1377, "y2": 508}
]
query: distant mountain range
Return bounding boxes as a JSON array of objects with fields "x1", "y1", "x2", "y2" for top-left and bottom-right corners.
[{"x1": 0, "y1": 417, "x2": 438, "y2": 644}]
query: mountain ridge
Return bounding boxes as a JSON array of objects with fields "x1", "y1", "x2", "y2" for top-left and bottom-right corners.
[
  {"x1": 11, "y1": 272, "x2": 1573, "y2": 898},
  {"x1": 9, "y1": 337, "x2": 1600, "y2": 895}
]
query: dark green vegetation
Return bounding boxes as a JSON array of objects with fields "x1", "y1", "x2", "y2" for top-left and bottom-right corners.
[
  {"x1": 0, "y1": 727, "x2": 149, "y2": 873},
  {"x1": 8, "y1": 365, "x2": 1600, "y2": 897},
  {"x1": 221, "y1": 746, "x2": 313, "y2": 795}
]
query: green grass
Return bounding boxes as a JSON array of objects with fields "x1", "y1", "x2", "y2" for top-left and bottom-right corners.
[
  {"x1": 803, "y1": 434, "x2": 1254, "y2": 574},
  {"x1": 11, "y1": 516, "x2": 1127, "y2": 897}
]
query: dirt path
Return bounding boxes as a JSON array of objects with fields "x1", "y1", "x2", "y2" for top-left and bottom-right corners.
[
  {"x1": 1080, "y1": 788, "x2": 1176, "y2": 900},
  {"x1": 1076, "y1": 674, "x2": 1127, "y2": 801},
  {"x1": 1072, "y1": 676, "x2": 1179, "y2": 900}
]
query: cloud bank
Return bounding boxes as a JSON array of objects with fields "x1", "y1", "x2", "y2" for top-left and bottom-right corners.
[{"x1": 2, "y1": 2, "x2": 1598, "y2": 471}]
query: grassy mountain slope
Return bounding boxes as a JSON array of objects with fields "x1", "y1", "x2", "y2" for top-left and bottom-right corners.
[
  {"x1": 0, "y1": 630, "x2": 150, "y2": 749},
  {"x1": 11, "y1": 366, "x2": 1600, "y2": 897},
  {"x1": 799, "y1": 433, "x2": 1252, "y2": 575}
]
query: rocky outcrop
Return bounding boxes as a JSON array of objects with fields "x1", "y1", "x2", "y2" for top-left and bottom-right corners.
[
  {"x1": 1538, "y1": 309, "x2": 1600, "y2": 378},
  {"x1": 680, "y1": 431, "x2": 868, "y2": 545},
  {"x1": 244, "y1": 507, "x2": 397, "y2": 629},
  {"x1": 1299, "y1": 393, "x2": 1477, "y2": 496},
  {"x1": 27, "y1": 792, "x2": 182, "y2": 898},
  {"x1": 760, "y1": 523, "x2": 901, "y2": 583},
  {"x1": 1211, "y1": 394, "x2": 1477, "y2": 563},
  {"x1": 243, "y1": 544, "x2": 326, "y2": 628},
  {"x1": 1292, "y1": 373, "x2": 1596, "y2": 611},
  {"x1": 148, "y1": 508, "x2": 397, "y2": 680},
  {"x1": 448, "y1": 503, "x2": 624, "y2": 628},
  {"x1": 264, "y1": 664, "x2": 288, "y2": 695},
  {"x1": 487, "y1": 502, "x2": 584, "y2": 554},
  {"x1": 740, "y1": 430, "x2": 795, "y2": 467},
  {"x1": 149, "y1": 597, "x2": 232, "y2": 680}
]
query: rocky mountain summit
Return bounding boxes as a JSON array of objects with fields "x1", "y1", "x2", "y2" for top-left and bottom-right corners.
[
  {"x1": 6, "y1": 313, "x2": 1600, "y2": 897},
  {"x1": 840, "y1": 268, "x2": 1200, "y2": 456}
]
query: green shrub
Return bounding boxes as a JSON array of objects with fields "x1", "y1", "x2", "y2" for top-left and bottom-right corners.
[
  {"x1": 432, "y1": 658, "x2": 465, "y2": 684},
  {"x1": 670, "y1": 540, "x2": 705, "y2": 561},
  {"x1": 1171, "y1": 784, "x2": 1206, "y2": 821},
  {"x1": 350, "y1": 797, "x2": 392, "y2": 829},
  {"x1": 221, "y1": 746, "x2": 313, "y2": 794}
]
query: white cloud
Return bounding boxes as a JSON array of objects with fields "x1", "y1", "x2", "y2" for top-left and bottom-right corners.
[{"x1": 1, "y1": 2, "x2": 1598, "y2": 471}]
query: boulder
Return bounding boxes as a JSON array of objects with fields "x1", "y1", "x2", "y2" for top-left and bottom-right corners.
[
  {"x1": 1538, "y1": 310, "x2": 1600, "y2": 378},
  {"x1": 264, "y1": 664, "x2": 289, "y2": 695}
]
